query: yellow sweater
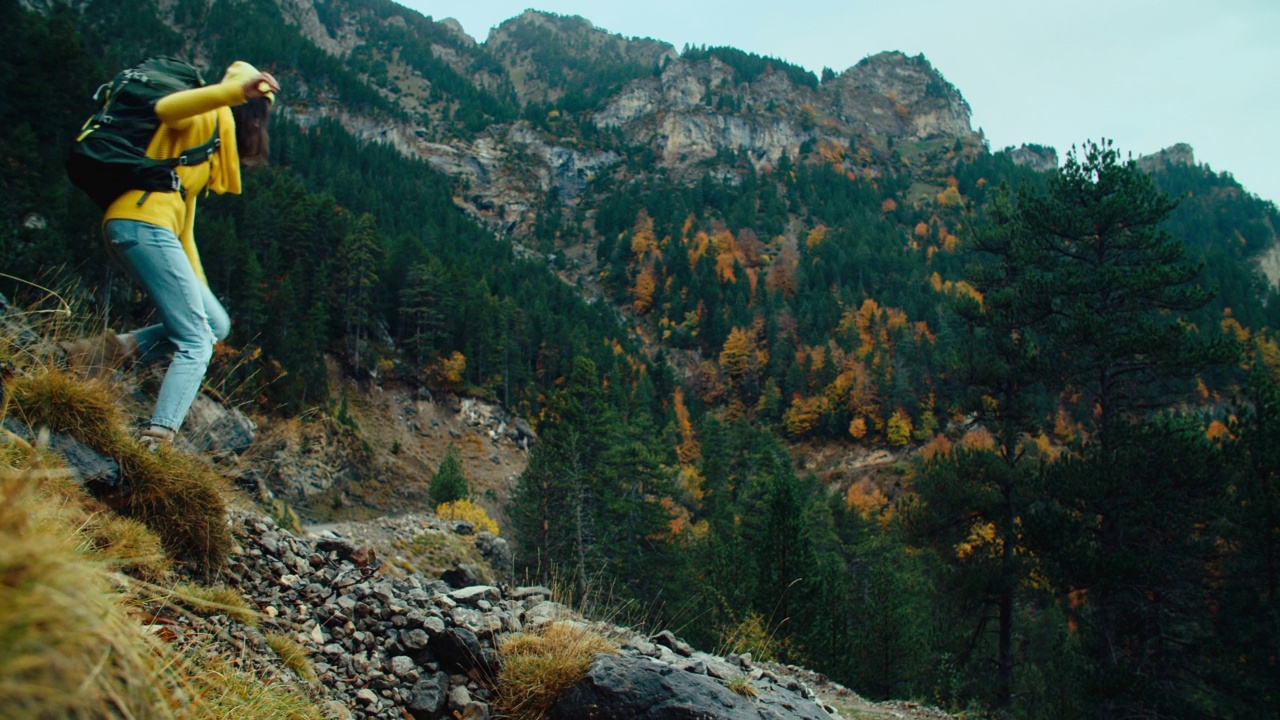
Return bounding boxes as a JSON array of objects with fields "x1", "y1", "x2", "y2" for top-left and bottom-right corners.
[{"x1": 104, "y1": 80, "x2": 247, "y2": 285}]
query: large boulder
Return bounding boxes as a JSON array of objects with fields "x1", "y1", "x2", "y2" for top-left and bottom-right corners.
[
  {"x1": 180, "y1": 392, "x2": 256, "y2": 455},
  {"x1": 548, "y1": 655, "x2": 831, "y2": 720}
]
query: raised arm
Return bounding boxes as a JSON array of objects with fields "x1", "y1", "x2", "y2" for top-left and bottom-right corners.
[
  {"x1": 155, "y1": 82, "x2": 245, "y2": 130},
  {"x1": 155, "y1": 66, "x2": 279, "y2": 129}
]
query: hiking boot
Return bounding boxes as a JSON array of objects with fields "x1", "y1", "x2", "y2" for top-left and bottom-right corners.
[
  {"x1": 59, "y1": 331, "x2": 134, "y2": 379},
  {"x1": 136, "y1": 424, "x2": 176, "y2": 453}
]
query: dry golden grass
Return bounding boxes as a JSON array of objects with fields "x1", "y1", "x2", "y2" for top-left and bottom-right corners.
[
  {"x1": 178, "y1": 654, "x2": 325, "y2": 719},
  {"x1": 265, "y1": 631, "x2": 317, "y2": 682},
  {"x1": 493, "y1": 621, "x2": 619, "y2": 720},
  {"x1": 6, "y1": 368, "x2": 233, "y2": 575},
  {"x1": 85, "y1": 512, "x2": 172, "y2": 581},
  {"x1": 0, "y1": 462, "x2": 177, "y2": 718},
  {"x1": 173, "y1": 582, "x2": 260, "y2": 627},
  {"x1": 727, "y1": 676, "x2": 759, "y2": 698}
]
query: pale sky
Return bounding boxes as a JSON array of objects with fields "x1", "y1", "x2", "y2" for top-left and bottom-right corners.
[{"x1": 394, "y1": 0, "x2": 1280, "y2": 205}]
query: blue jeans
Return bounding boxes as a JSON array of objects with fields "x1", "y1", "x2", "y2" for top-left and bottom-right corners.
[{"x1": 105, "y1": 219, "x2": 230, "y2": 431}]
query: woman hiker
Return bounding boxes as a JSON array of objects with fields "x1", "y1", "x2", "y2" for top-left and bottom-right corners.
[{"x1": 61, "y1": 61, "x2": 280, "y2": 450}]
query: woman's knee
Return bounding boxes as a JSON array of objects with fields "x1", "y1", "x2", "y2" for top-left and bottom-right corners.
[
  {"x1": 201, "y1": 285, "x2": 231, "y2": 342},
  {"x1": 208, "y1": 311, "x2": 231, "y2": 343},
  {"x1": 171, "y1": 326, "x2": 216, "y2": 367}
]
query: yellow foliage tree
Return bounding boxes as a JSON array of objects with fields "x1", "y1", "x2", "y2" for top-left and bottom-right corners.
[
  {"x1": 630, "y1": 210, "x2": 658, "y2": 259},
  {"x1": 1206, "y1": 420, "x2": 1232, "y2": 442},
  {"x1": 817, "y1": 139, "x2": 845, "y2": 166},
  {"x1": 920, "y1": 433, "x2": 953, "y2": 460},
  {"x1": 434, "y1": 351, "x2": 467, "y2": 388},
  {"x1": 784, "y1": 395, "x2": 828, "y2": 437},
  {"x1": 687, "y1": 230, "x2": 711, "y2": 269},
  {"x1": 846, "y1": 479, "x2": 889, "y2": 518},
  {"x1": 632, "y1": 265, "x2": 657, "y2": 314},
  {"x1": 848, "y1": 416, "x2": 868, "y2": 439},
  {"x1": 936, "y1": 186, "x2": 963, "y2": 208},
  {"x1": 673, "y1": 388, "x2": 701, "y2": 463},
  {"x1": 715, "y1": 253, "x2": 738, "y2": 283},
  {"x1": 887, "y1": 408, "x2": 913, "y2": 446},
  {"x1": 806, "y1": 225, "x2": 827, "y2": 249},
  {"x1": 719, "y1": 327, "x2": 767, "y2": 382}
]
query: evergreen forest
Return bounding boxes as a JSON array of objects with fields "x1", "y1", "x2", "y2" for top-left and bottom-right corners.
[{"x1": 3, "y1": 0, "x2": 1279, "y2": 716}]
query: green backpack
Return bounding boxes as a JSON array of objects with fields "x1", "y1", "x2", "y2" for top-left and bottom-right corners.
[{"x1": 66, "y1": 56, "x2": 221, "y2": 211}]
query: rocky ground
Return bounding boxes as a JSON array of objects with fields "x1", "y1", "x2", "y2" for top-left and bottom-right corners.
[{"x1": 207, "y1": 508, "x2": 955, "y2": 720}]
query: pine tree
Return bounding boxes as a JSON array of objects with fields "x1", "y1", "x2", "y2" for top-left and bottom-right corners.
[
  {"x1": 905, "y1": 186, "x2": 1051, "y2": 709},
  {"x1": 398, "y1": 261, "x2": 448, "y2": 371},
  {"x1": 336, "y1": 213, "x2": 383, "y2": 374},
  {"x1": 430, "y1": 443, "x2": 469, "y2": 507},
  {"x1": 509, "y1": 357, "x2": 609, "y2": 592},
  {"x1": 1019, "y1": 140, "x2": 1228, "y2": 436},
  {"x1": 1012, "y1": 141, "x2": 1234, "y2": 716}
]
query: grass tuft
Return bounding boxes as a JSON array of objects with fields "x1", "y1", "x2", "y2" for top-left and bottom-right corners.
[
  {"x1": 727, "y1": 676, "x2": 758, "y2": 698},
  {"x1": 182, "y1": 655, "x2": 325, "y2": 719},
  {"x1": 494, "y1": 621, "x2": 619, "y2": 720},
  {"x1": 173, "y1": 582, "x2": 259, "y2": 627},
  {"x1": 7, "y1": 368, "x2": 233, "y2": 575},
  {"x1": 265, "y1": 631, "x2": 317, "y2": 681},
  {"x1": 85, "y1": 512, "x2": 172, "y2": 582}
]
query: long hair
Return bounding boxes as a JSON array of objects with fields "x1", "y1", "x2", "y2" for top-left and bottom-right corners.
[{"x1": 231, "y1": 97, "x2": 270, "y2": 165}]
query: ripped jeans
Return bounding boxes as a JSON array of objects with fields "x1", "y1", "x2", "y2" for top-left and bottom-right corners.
[{"x1": 105, "y1": 219, "x2": 230, "y2": 432}]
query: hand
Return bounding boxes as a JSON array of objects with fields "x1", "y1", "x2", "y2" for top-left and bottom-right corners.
[{"x1": 242, "y1": 71, "x2": 280, "y2": 100}]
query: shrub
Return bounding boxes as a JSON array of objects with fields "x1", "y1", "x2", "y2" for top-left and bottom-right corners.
[{"x1": 436, "y1": 498, "x2": 498, "y2": 535}]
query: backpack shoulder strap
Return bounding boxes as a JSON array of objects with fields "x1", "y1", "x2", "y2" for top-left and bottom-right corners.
[{"x1": 173, "y1": 117, "x2": 221, "y2": 167}]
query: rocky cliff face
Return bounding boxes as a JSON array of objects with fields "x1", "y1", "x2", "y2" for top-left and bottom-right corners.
[
  {"x1": 595, "y1": 50, "x2": 976, "y2": 175},
  {"x1": 597, "y1": 56, "x2": 815, "y2": 171},
  {"x1": 1137, "y1": 142, "x2": 1196, "y2": 173},
  {"x1": 825, "y1": 51, "x2": 973, "y2": 140},
  {"x1": 485, "y1": 10, "x2": 676, "y2": 108},
  {"x1": 1005, "y1": 143, "x2": 1059, "y2": 172},
  {"x1": 248, "y1": 1, "x2": 979, "y2": 235}
]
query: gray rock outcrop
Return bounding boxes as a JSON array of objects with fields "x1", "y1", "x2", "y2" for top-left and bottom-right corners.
[
  {"x1": 180, "y1": 392, "x2": 257, "y2": 456},
  {"x1": 1006, "y1": 143, "x2": 1059, "y2": 173},
  {"x1": 1137, "y1": 142, "x2": 1196, "y2": 173},
  {"x1": 549, "y1": 654, "x2": 832, "y2": 720}
]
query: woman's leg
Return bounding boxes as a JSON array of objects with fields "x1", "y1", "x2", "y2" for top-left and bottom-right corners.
[
  {"x1": 105, "y1": 219, "x2": 217, "y2": 432},
  {"x1": 132, "y1": 281, "x2": 230, "y2": 361}
]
